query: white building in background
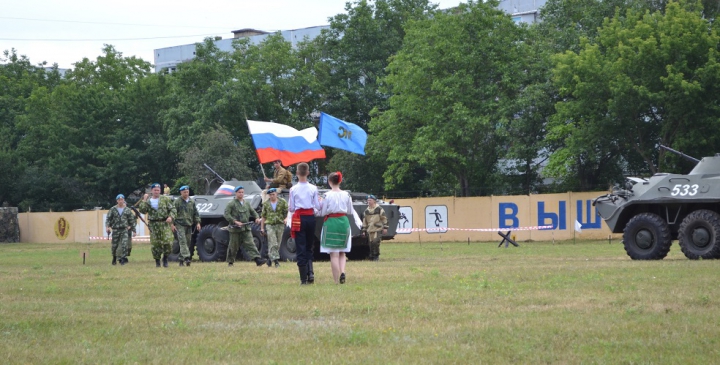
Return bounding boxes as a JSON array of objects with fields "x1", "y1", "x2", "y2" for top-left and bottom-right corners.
[
  {"x1": 153, "y1": 1, "x2": 546, "y2": 73},
  {"x1": 43, "y1": 67, "x2": 68, "y2": 78},
  {"x1": 498, "y1": 0, "x2": 547, "y2": 23},
  {"x1": 153, "y1": 26, "x2": 328, "y2": 73}
]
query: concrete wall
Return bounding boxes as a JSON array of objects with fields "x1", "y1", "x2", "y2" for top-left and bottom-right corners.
[
  {"x1": 18, "y1": 210, "x2": 108, "y2": 243},
  {"x1": 17, "y1": 191, "x2": 617, "y2": 243}
]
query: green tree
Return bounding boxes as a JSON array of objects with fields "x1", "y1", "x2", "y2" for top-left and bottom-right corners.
[
  {"x1": 371, "y1": 0, "x2": 525, "y2": 196},
  {"x1": 0, "y1": 50, "x2": 61, "y2": 207},
  {"x1": 318, "y1": 0, "x2": 436, "y2": 126},
  {"x1": 160, "y1": 39, "x2": 234, "y2": 154},
  {"x1": 317, "y1": 0, "x2": 437, "y2": 194},
  {"x1": 498, "y1": 26, "x2": 558, "y2": 195},
  {"x1": 550, "y1": 1, "x2": 720, "y2": 189},
  {"x1": 163, "y1": 34, "x2": 326, "y2": 183},
  {"x1": 178, "y1": 128, "x2": 254, "y2": 194},
  {"x1": 15, "y1": 45, "x2": 157, "y2": 210}
]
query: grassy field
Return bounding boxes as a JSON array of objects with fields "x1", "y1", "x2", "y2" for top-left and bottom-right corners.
[{"x1": 1, "y1": 240, "x2": 719, "y2": 364}]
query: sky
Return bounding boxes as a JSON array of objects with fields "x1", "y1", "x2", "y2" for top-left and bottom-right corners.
[{"x1": 1, "y1": 0, "x2": 465, "y2": 70}]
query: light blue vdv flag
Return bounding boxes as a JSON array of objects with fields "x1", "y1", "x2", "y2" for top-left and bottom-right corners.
[{"x1": 318, "y1": 112, "x2": 367, "y2": 155}]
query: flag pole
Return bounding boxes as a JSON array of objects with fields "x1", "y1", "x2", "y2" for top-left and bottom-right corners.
[{"x1": 246, "y1": 118, "x2": 269, "y2": 186}]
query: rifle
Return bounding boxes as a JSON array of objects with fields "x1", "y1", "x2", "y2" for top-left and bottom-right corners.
[
  {"x1": 220, "y1": 222, "x2": 254, "y2": 230},
  {"x1": 129, "y1": 205, "x2": 151, "y2": 234}
]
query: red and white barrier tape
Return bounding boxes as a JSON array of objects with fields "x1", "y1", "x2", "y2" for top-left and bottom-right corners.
[
  {"x1": 396, "y1": 225, "x2": 553, "y2": 233},
  {"x1": 89, "y1": 236, "x2": 151, "y2": 241}
]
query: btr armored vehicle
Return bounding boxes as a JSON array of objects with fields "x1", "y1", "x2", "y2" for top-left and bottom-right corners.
[
  {"x1": 594, "y1": 146, "x2": 720, "y2": 260},
  {"x1": 169, "y1": 167, "x2": 400, "y2": 262}
]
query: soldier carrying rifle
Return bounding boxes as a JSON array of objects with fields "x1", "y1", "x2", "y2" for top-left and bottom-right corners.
[{"x1": 223, "y1": 185, "x2": 265, "y2": 267}]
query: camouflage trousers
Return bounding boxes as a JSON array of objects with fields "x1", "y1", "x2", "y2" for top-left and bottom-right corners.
[
  {"x1": 227, "y1": 231, "x2": 260, "y2": 264},
  {"x1": 111, "y1": 229, "x2": 129, "y2": 259},
  {"x1": 148, "y1": 221, "x2": 173, "y2": 260},
  {"x1": 266, "y1": 224, "x2": 284, "y2": 261},
  {"x1": 175, "y1": 224, "x2": 193, "y2": 261},
  {"x1": 368, "y1": 231, "x2": 382, "y2": 259}
]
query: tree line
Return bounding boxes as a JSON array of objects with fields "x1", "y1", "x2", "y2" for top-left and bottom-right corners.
[{"x1": 2, "y1": 0, "x2": 719, "y2": 211}]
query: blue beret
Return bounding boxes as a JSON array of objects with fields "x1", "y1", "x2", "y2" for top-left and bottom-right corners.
[
  {"x1": 267, "y1": 188, "x2": 277, "y2": 194},
  {"x1": 179, "y1": 185, "x2": 189, "y2": 192},
  {"x1": 367, "y1": 195, "x2": 377, "y2": 201},
  {"x1": 151, "y1": 183, "x2": 161, "y2": 189},
  {"x1": 234, "y1": 185, "x2": 244, "y2": 192},
  {"x1": 116, "y1": 194, "x2": 125, "y2": 200}
]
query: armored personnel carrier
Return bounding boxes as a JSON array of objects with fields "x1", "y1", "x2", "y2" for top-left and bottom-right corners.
[
  {"x1": 594, "y1": 145, "x2": 720, "y2": 260},
  {"x1": 175, "y1": 165, "x2": 400, "y2": 262}
]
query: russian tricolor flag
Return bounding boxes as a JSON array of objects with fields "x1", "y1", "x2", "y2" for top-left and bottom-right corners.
[
  {"x1": 247, "y1": 120, "x2": 326, "y2": 165},
  {"x1": 214, "y1": 184, "x2": 236, "y2": 196}
]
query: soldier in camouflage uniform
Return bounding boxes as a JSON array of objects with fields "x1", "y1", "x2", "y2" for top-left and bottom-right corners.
[
  {"x1": 172, "y1": 185, "x2": 201, "y2": 267},
  {"x1": 106, "y1": 194, "x2": 135, "y2": 266},
  {"x1": 260, "y1": 188, "x2": 288, "y2": 268},
  {"x1": 264, "y1": 160, "x2": 293, "y2": 192},
  {"x1": 362, "y1": 195, "x2": 388, "y2": 261},
  {"x1": 138, "y1": 183, "x2": 177, "y2": 267},
  {"x1": 224, "y1": 185, "x2": 265, "y2": 267}
]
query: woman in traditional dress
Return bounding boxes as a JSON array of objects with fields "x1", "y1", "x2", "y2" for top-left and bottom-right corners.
[{"x1": 319, "y1": 171, "x2": 354, "y2": 284}]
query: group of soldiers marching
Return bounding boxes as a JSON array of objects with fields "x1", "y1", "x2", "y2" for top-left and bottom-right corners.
[
  {"x1": 106, "y1": 160, "x2": 388, "y2": 268},
  {"x1": 106, "y1": 183, "x2": 199, "y2": 267}
]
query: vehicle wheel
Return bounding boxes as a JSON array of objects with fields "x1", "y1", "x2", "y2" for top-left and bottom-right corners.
[
  {"x1": 622, "y1": 213, "x2": 672, "y2": 260},
  {"x1": 346, "y1": 236, "x2": 370, "y2": 261},
  {"x1": 279, "y1": 228, "x2": 297, "y2": 261},
  {"x1": 678, "y1": 209, "x2": 720, "y2": 259},
  {"x1": 168, "y1": 231, "x2": 181, "y2": 262},
  {"x1": 240, "y1": 232, "x2": 265, "y2": 261},
  {"x1": 189, "y1": 231, "x2": 197, "y2": 260},
  {"x1": 196, "y1": 224, "x2": 228, "y2": 262},
  {"x1": 238, "y1": 224, "x2": 264, "y2": 261},
  {"x1": 259, "y1": 232, "x2": 269, "y2": 260}
]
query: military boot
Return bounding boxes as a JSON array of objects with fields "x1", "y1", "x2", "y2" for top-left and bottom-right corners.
[
  {"x1": 162, "y1": 255, "x2": 169, "y2": 268},
  {"x1": 155, "y1": 259, "x2": 161, "y2": 267},
  {"x1": 254, "y1": 257, "x2": 265, "y2": 266},
  {"x1": 120, "y1": 257, "x2": 126, "y2": 266},
  {"x1": 185, "y1": 258, "x2": 191, "y2": 267},
  {"x1": 179, "y1": 260, "x2": 185, "y2": 267},
  {"x1": 298, "y1": 265, "x2": 309, "y2": 285},
  {"x1": 112, "y1": 256, "x2": 117, "y2": 265},
  {"x1": 307, "y1": 261, "x2": 315, "y2": 284},
  {"x1": 274, "y1": 260, "x2": 280, "y2": 268},
  {"x1": 267, "y1": 258, "x2": 272, "y2": 267}
]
